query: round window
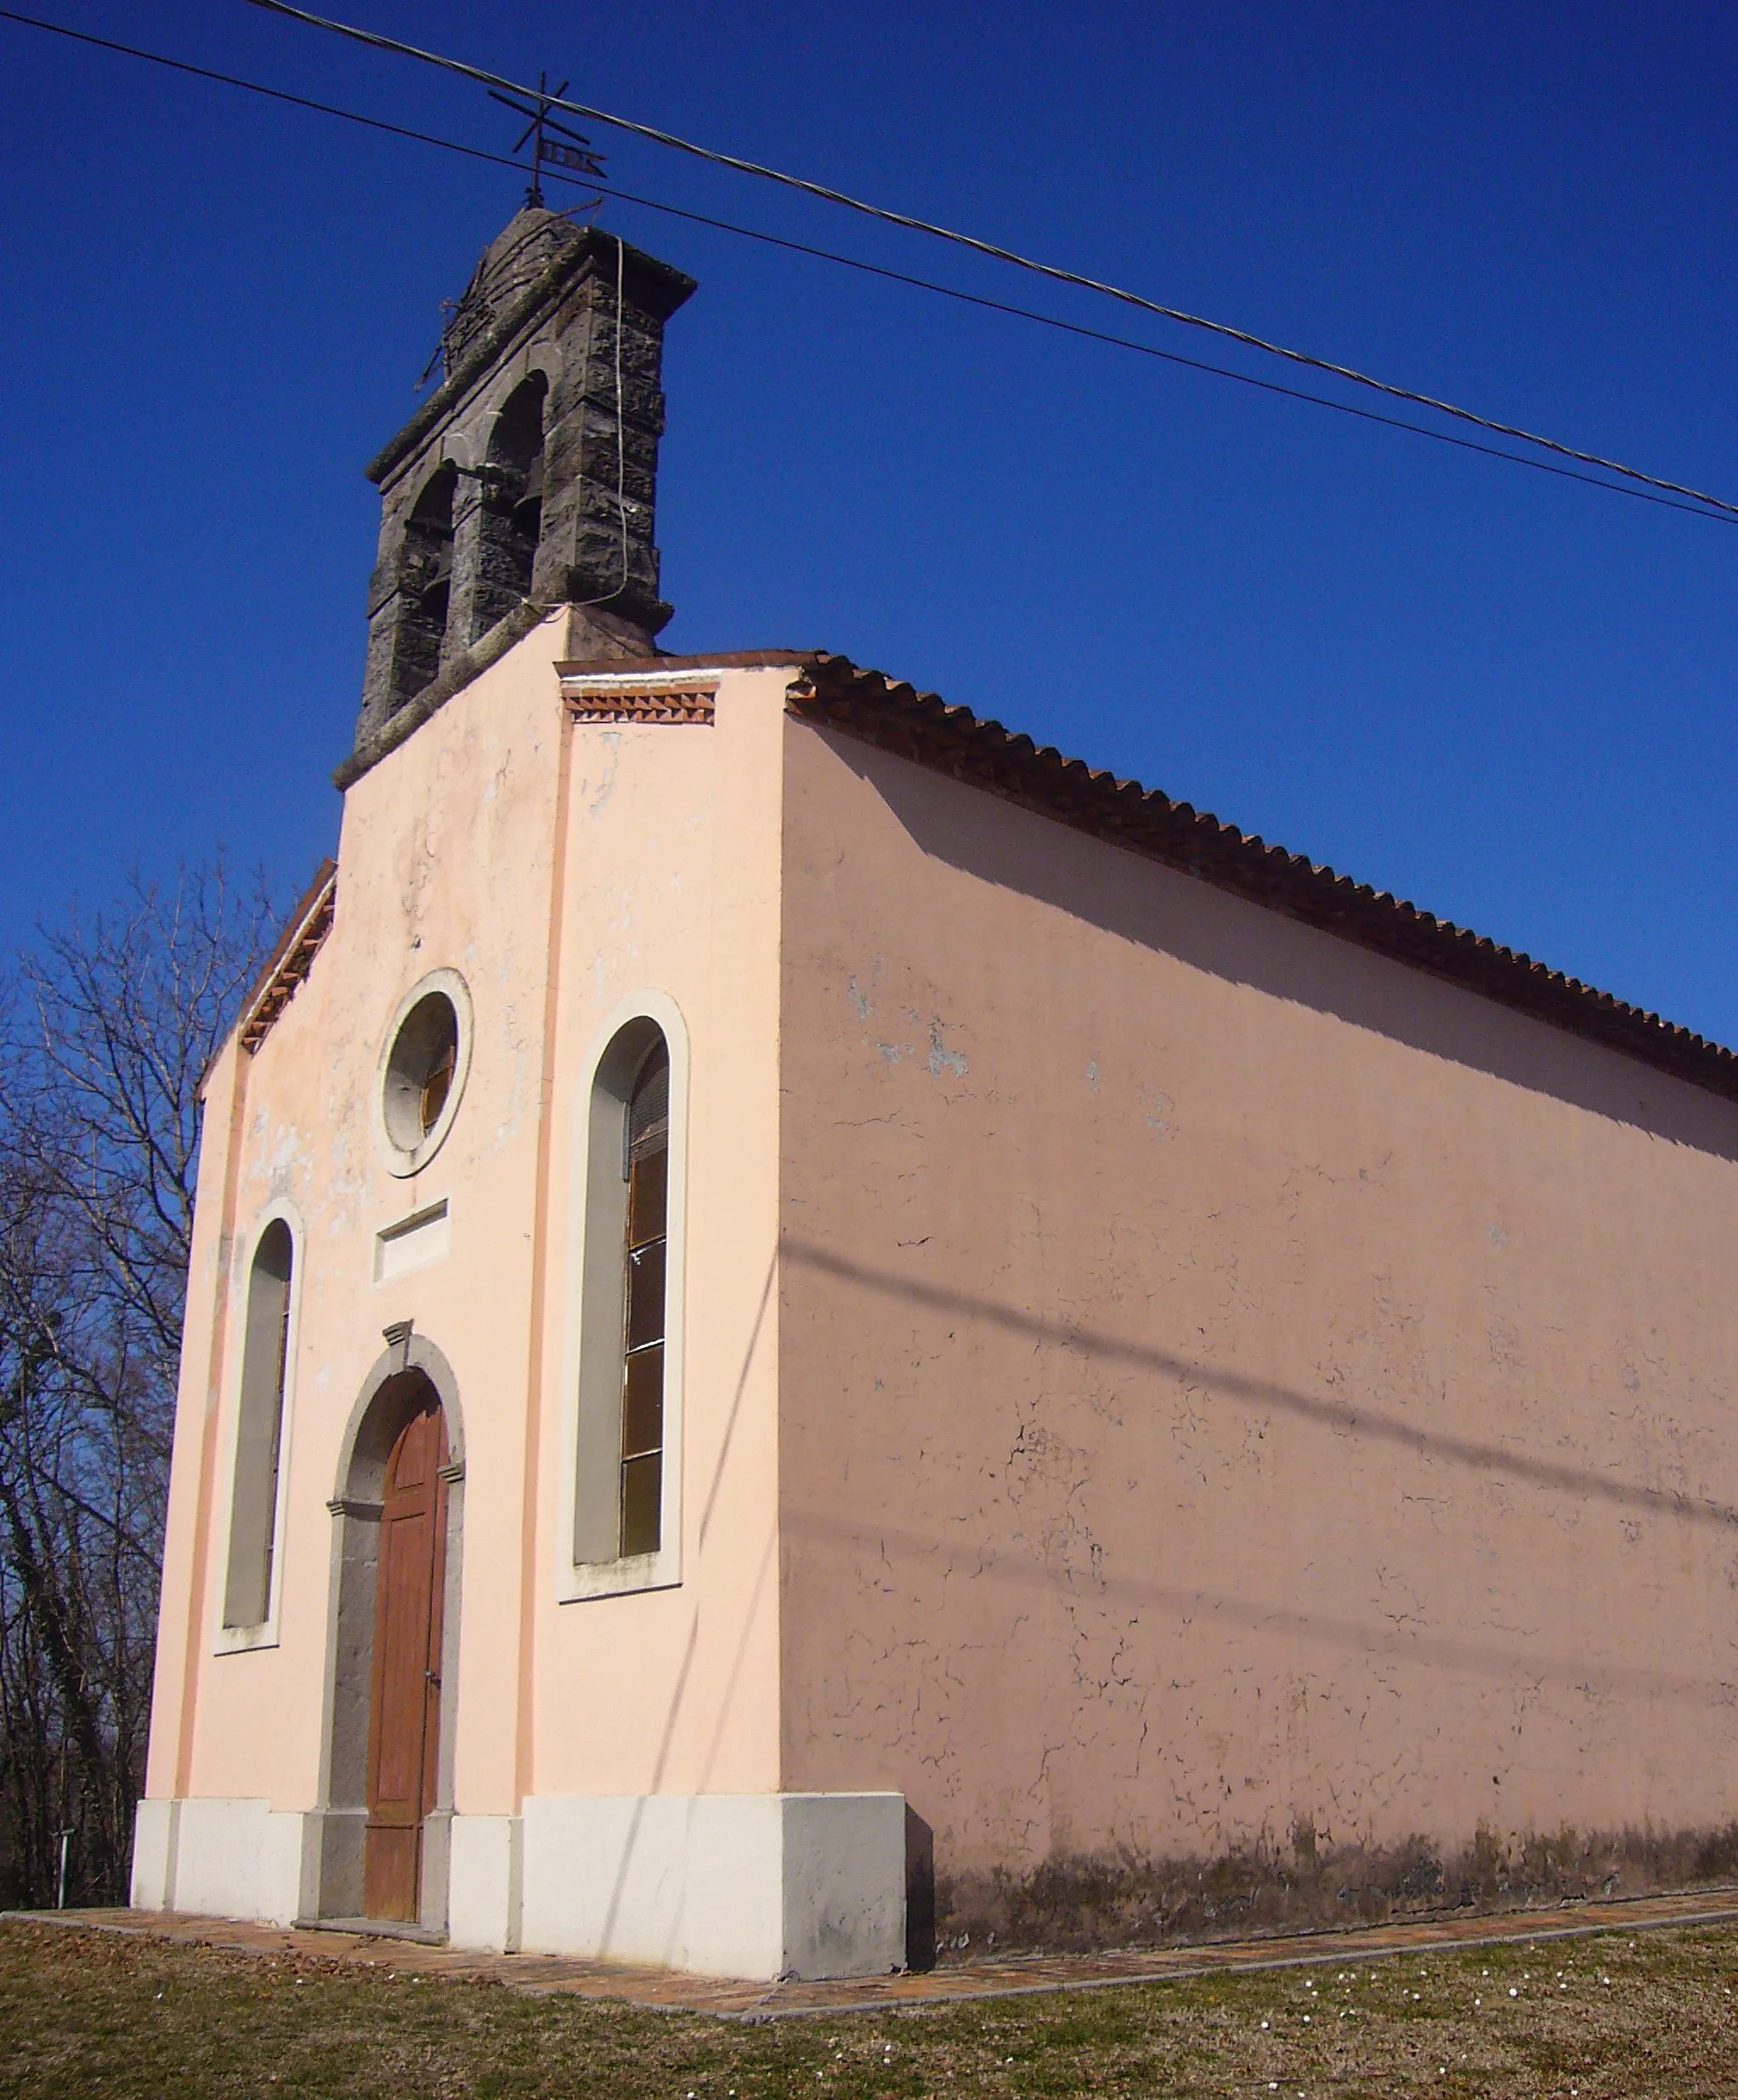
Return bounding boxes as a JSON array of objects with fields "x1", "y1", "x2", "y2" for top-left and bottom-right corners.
[
  {"x1": 375, "y1": 971, "x2": 473, "y2": 1176},
  {"x1": 384, "y1": 992, "x2": 458, "y2": 1147}
]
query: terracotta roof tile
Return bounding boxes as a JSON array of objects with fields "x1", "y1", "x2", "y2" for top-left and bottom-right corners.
[{"x1": 237, "y1": 860, "x2": 337, "y2": 1056}]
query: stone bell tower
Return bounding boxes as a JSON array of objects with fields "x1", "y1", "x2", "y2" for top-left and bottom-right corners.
[{"x1": 343, "y1": 210, "x2": 695, "y2": 787}]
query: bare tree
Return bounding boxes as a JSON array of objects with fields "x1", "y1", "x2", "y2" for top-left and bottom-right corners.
[{"x1": 0, "y1": 866, "x2": 276, "y2": 1905}]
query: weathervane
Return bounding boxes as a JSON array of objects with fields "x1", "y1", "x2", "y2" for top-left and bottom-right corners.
[{"x1": 490, "y1": 71, "x2": 607, "y2": 207}]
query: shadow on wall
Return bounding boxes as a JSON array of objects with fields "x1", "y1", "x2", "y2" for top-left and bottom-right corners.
[
  {"x1": 785, "y1": 1506, "x2": 1733, "y2": 1710},
  {"x1": 935, "y1": 1819, "x2": 1738, "y2": 1959},
  {"x1": 587, "y1": 1258, "x2": 780, "y2": 1970},
  {"x1": 785, "y1": 1242, "x2": 1738, "y2": 1548},
  {"x1": 783, "y1": 1243, "x2": 1738, "y2": 1717},
  {"x1": 906, "y1": 1806, "x2": 937, "y2": 1973},
  {"x1": 824, "y1": 732, "x2": 1738, "y2": 1163}
]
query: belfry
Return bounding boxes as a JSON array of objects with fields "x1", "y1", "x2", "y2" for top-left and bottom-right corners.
[{"x1": 351, "y1": 209, "x2": 694, "y2": 782}]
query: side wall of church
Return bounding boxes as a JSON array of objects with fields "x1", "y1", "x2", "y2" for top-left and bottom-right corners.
[{"x1": 775, "y1": 715, "x2": 1738, "y2": 1905}]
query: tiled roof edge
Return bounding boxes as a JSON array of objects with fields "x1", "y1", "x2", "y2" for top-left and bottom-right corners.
[
  {"x1": 787, "y1": 656, "x2": 1738, "y2": 1107},
  {"x1": 236, "y1": 860, "x2": 338, "y2": 1056}
]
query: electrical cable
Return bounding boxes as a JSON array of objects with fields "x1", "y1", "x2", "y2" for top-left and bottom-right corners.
[
  {"x1": 594, "y1": 190, "x2": 1735, "y2": 525},
  {"x1": 3, "y1": 5, "x2": 1731, "y2": 527},
  {"x1": 236, "y1": 0, "x2": 1738, "y2": 523},
  {"x1": 0, "y1": 7, "x2": 524, "y2": 178}
]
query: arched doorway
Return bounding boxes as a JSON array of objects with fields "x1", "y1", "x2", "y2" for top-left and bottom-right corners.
[
  {"x1": 314, "y1": 1335, "x2": 464, "y2": 1931},
  {"x1": 363, "y1": 1390, "x2": 449, "y2": 1921}
]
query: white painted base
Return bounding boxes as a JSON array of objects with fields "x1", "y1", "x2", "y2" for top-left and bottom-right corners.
[
  {"x1": 130, "y1": 1790, "x2": 906, "y2": 1981},
  {"x1": 131, "y1": 1797, "x2": 308, "y2": 1926},
  {"x1": 130, "y1": 1798, "x2": 178, "y2": 1911},
  {"x1": 449, "y1": 1813, "x2": 524, "y2": 1952},
  {"x1": 514, "y1": 1792, "x2": 905, "y2": 1979}
]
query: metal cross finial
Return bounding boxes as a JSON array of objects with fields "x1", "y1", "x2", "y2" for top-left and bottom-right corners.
[{"x1": 489, "y1": 71, "x2": 607, "y2": 207}]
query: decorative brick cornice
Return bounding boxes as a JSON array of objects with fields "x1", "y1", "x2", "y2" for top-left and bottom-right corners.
[
  {"x1": 566, "y1": 688, "x2": 716, "y2": 725},
  {"x1": 559, "y1": 666, "x2": 722, "y2": 725}
]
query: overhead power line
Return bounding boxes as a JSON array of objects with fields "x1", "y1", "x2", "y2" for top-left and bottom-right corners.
[
  {"x1": 0, "y1": 9, "x2": 560, "y2": 194},
  {"x1": 3, "y1": 6, "x2": 1731, "y2": 527},
  {"x1": 238, "y1": 0, "x2": 1738, "y2": 524}
]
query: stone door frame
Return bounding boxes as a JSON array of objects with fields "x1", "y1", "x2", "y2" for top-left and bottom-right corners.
[{"x1": 309, "y1": 1332, "x2": 466, "y2": 1933}]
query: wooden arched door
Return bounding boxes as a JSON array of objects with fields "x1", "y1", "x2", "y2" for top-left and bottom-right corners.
[{"x1": 362, "y1": 1389, "x2": 449, "y2": 1922}]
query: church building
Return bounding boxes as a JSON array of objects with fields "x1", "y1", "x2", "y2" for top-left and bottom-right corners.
[{"x1": 133, "y1": 207, "x2": 1738, "y2": 1979}]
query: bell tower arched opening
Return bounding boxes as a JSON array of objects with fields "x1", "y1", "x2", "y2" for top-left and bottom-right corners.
[
  {"x1": 388, "y1": 462, "x2": 457, "y2": 710},
  {"x1": 472, "y1": 371, "x2": 548, "y2": 641}
]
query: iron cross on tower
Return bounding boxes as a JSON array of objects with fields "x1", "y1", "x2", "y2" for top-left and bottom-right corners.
[{"x1": 490, "y1": 71, "x2": 608, "y2": 207}]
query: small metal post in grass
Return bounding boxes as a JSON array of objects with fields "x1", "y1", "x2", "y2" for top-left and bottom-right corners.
[{"x1": 56, "y1": 1828, "x2": 73, "y2": 1910}]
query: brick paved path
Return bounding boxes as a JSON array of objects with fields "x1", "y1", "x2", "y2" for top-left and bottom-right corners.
[{"x1": 11, "y1": 1888, "x2": 1738, "y2": 2021}]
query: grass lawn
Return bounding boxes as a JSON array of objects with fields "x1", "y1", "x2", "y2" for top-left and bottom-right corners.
[{"x1": 3, "y1": 1918, "x2": 1738, "y2": 2097}]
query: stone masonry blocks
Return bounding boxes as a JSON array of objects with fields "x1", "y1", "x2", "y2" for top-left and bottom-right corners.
[{"x1": 351, "y1": 212, "x2": 694, "y2": 769}]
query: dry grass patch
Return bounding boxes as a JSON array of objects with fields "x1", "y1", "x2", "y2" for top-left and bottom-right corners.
[{"x1": 3, "y1": 1917, "x2": 1738, "y2": 2097}]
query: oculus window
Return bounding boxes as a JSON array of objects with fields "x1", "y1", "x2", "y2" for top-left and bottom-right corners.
[{"x1": 375, "y1": 970, "x2": 473, "y2": 1177}]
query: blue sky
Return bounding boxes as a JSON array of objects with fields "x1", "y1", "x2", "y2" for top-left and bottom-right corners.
[{"x1": 3, "y1": 2, "x2": 1735, "y2": 1042}]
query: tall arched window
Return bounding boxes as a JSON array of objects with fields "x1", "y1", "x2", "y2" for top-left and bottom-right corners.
[
  {"x1": 620, "y1": 1040, "x2": 670, "y2": 1555},
  {"x1": 388, "y1": 462, "x2": 456, "y2": 709},
  {"x1": 472, "y1": 372, "x2": 548, "y2": 641},
  {"x1": 570, "y1": 1009, "x2": 686, "y2": 1592},
  {"x1": 223, "y1": 1220, "x2": 295, "y2": 1630}
]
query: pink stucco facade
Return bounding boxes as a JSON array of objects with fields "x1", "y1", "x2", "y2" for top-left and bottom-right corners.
[
  {"x1": 776, "y1": 715, "x2": 1738, "y2": 1886},
  {"x1": 139, "y1": 631, "x2": 820, "y2": 1967},
  {"x1": 139, "y1": 626, "x2": 1738, "y2": 1969}
]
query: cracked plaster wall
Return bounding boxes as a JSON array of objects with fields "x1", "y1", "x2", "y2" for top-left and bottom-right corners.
[{"x1": 775, "y1": 717, "x2": 1738, "y2": 1888}]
